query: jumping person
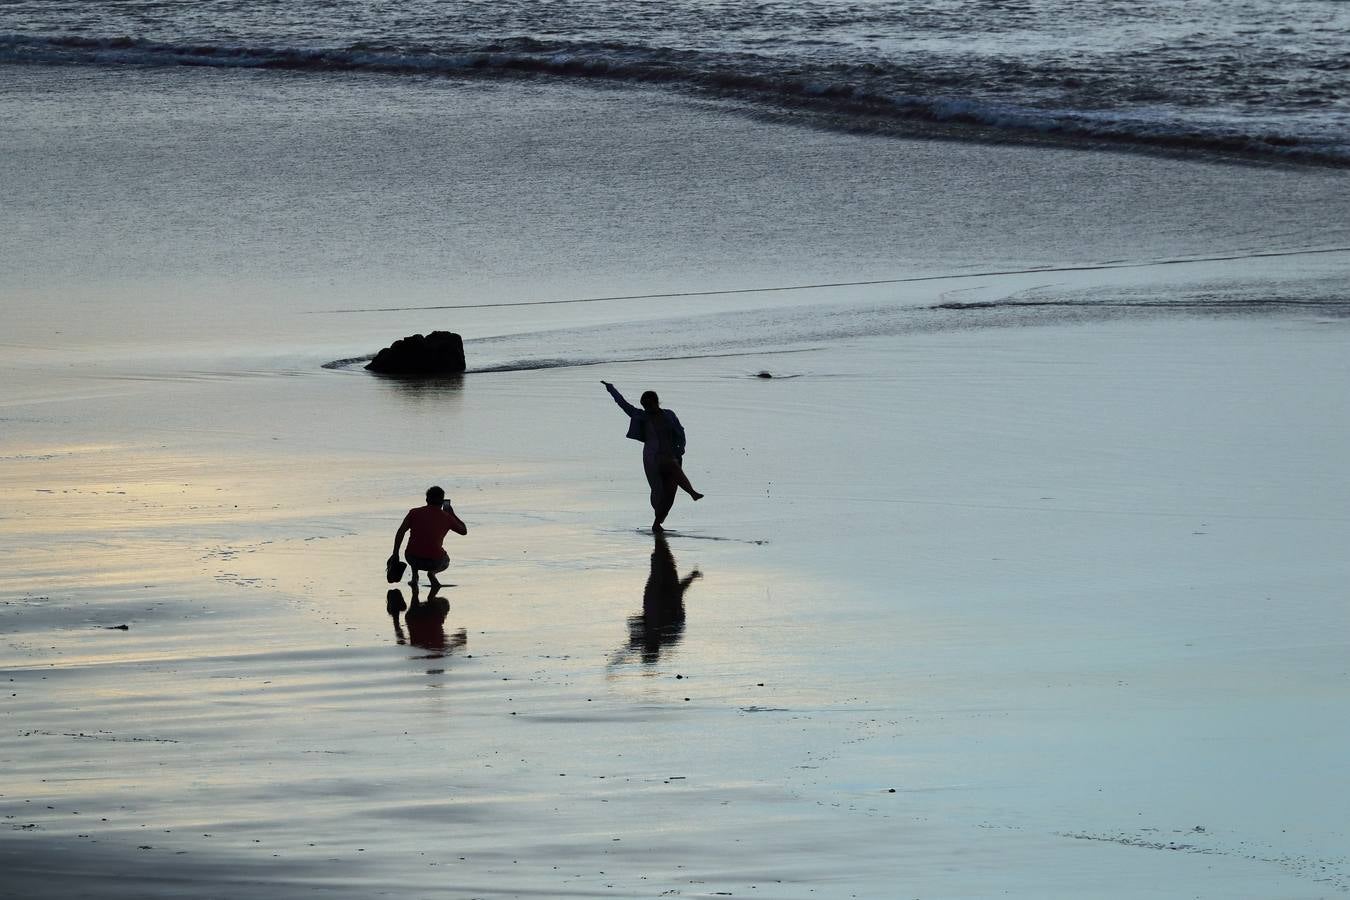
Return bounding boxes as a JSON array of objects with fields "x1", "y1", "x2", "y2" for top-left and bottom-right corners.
[
  {"x1": 391, "y1": 486, "x2": 467, "y2": 594},
  {"x1": 602, "y1": 381, "x2": 702, "y2": 532}
]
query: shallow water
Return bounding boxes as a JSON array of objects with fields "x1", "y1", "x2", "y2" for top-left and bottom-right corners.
[{"x1": 4, "y1": 65, "x2": 1350, "y2": 364}]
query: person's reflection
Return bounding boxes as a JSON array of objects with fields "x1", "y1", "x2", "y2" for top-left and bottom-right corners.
[
  {"x1": 387, "y1": 588, "x2": 467, "y2": 656},
  {"x1": 613, "y1": 534, "x2": 701, "y2": 666}
]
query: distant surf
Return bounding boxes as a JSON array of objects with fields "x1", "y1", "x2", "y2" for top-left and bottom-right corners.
[{"x1": 3, "y1": 30, "x2": 1347, "y2": 166}]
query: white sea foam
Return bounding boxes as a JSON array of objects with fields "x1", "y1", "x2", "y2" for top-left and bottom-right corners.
[{"x1": 1, "y1": 0, "x2": 1348, "y2": 163}]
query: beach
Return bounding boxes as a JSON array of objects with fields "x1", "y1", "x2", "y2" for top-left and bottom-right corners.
[{"x1": 3, "y1": 61, "x2": 1350, "y2": 899}]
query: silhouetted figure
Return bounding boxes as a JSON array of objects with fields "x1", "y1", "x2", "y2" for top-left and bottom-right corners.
[
  {"x1": 387, "y1": 588, "x2": 467, "y2": 655},
  {"x1": 391, "y1": 485, "x2": 467, "y2": 595},
  {"x1": 613, "y1": 534, "x2": 701, "y2": 666},
  {"x1": 406, "y1": 596, "x2": 465, "y2": 653},
  {"x1": 602, "y1": 381, "x2": 703, "y2": 532}
]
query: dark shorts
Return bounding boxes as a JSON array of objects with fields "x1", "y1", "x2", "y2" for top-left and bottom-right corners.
[{"x1": 405, "y1": 552, "x2": 449, "y2": 573}]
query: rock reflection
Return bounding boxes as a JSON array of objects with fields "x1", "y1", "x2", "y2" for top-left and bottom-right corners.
[
  {"x1": 612, "y1": 534, "x2": 701, "y2": 667},
  {"x1": 387, "y1": 588, "x2": 467, "y2": 656},
  {"x1": 374, "y1": 372, "x2": 464, "y2": 405}
]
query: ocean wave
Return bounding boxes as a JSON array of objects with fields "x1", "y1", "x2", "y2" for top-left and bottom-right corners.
[
  {"x1": 932, "y1": 296, "x2": 1350, "y2": 312},
  {"x1": 320, "y1": 286, "x2": 1349, "y2": 375},
  {"x1": 2, "y1": 32, "x2": 1347, "y2": 165}
]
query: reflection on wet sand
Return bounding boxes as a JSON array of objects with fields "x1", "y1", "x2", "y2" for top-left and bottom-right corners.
[
  {"x1": 612, "y1": 534, "x2": 701, "y2": 667},
  {"x1": 374, "y1": 372, "x2": 464, "y2": 404},
  {"x1": 386, "y1": 588, "x2": 467, "y2": 656}
]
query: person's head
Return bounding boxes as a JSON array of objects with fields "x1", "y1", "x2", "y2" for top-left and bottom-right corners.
[
  {"x1": 640, "y1": 390, "x2": 660, "y2": 412},
  {"x1": 425, "y1": 485, "x2": 445, "y2": 506}
]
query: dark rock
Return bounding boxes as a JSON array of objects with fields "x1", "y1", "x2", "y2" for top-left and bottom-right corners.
[
  {"x1": 756, "y1": 371, "x2": 773, "y2": 379},
  {"x1": 366, "y1": 331, "x2": 466, "y2": 375}
]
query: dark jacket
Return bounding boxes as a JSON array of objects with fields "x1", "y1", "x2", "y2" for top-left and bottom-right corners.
[{"x1": 606, "y1": 384, "x2": 687, "y2": 456}]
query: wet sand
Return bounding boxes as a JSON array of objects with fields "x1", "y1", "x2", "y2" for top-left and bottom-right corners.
[
  {"x1": 5, "y1": 317, "x2": 1350, "y2": 897},
  {"x1": 3, "y1": 67, "x2": 1350, "y2": 898}
]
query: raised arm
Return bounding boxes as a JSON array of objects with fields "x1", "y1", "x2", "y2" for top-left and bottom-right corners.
[
  {"x1": 443, "y1": 504, "x2": 468, "y2": 536},
  {"x1": 602, "y1": 380, "x2": 640, "y2": 417}
]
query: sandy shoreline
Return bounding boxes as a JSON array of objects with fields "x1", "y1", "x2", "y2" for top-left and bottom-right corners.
[
  {"x1": 5, "y1": 316, "x2": 1349, "y2": 897},
  {"x1": 4, "y1": 65, "x2": 1350, "y2": 897}
]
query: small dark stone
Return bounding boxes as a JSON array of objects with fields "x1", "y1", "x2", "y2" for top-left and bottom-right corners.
[
  {"x1": 756, "y1": 371, "x2": 773, "y2": 379},
  {"x1": 366, "y1": 331, "x2": 466, "y2": 375}
]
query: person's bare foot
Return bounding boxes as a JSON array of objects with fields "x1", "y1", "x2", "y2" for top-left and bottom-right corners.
[
  {"x1": 652, "y1": 522, "x2": 664, "y2": 534},
  {"x1": 690, "y1": 491, "x2": 704, "y2": 501}
]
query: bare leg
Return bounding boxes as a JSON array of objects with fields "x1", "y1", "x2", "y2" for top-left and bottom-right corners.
[
  {"x1": 644, "y1": 451, "x2": 664, "y2": 529},
  {"x1": 652, "y1": 467, "x2": 678, "y2": 531},
  {"x1": 672, "y1": 460, "x2": 703, "y2": 500}
]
